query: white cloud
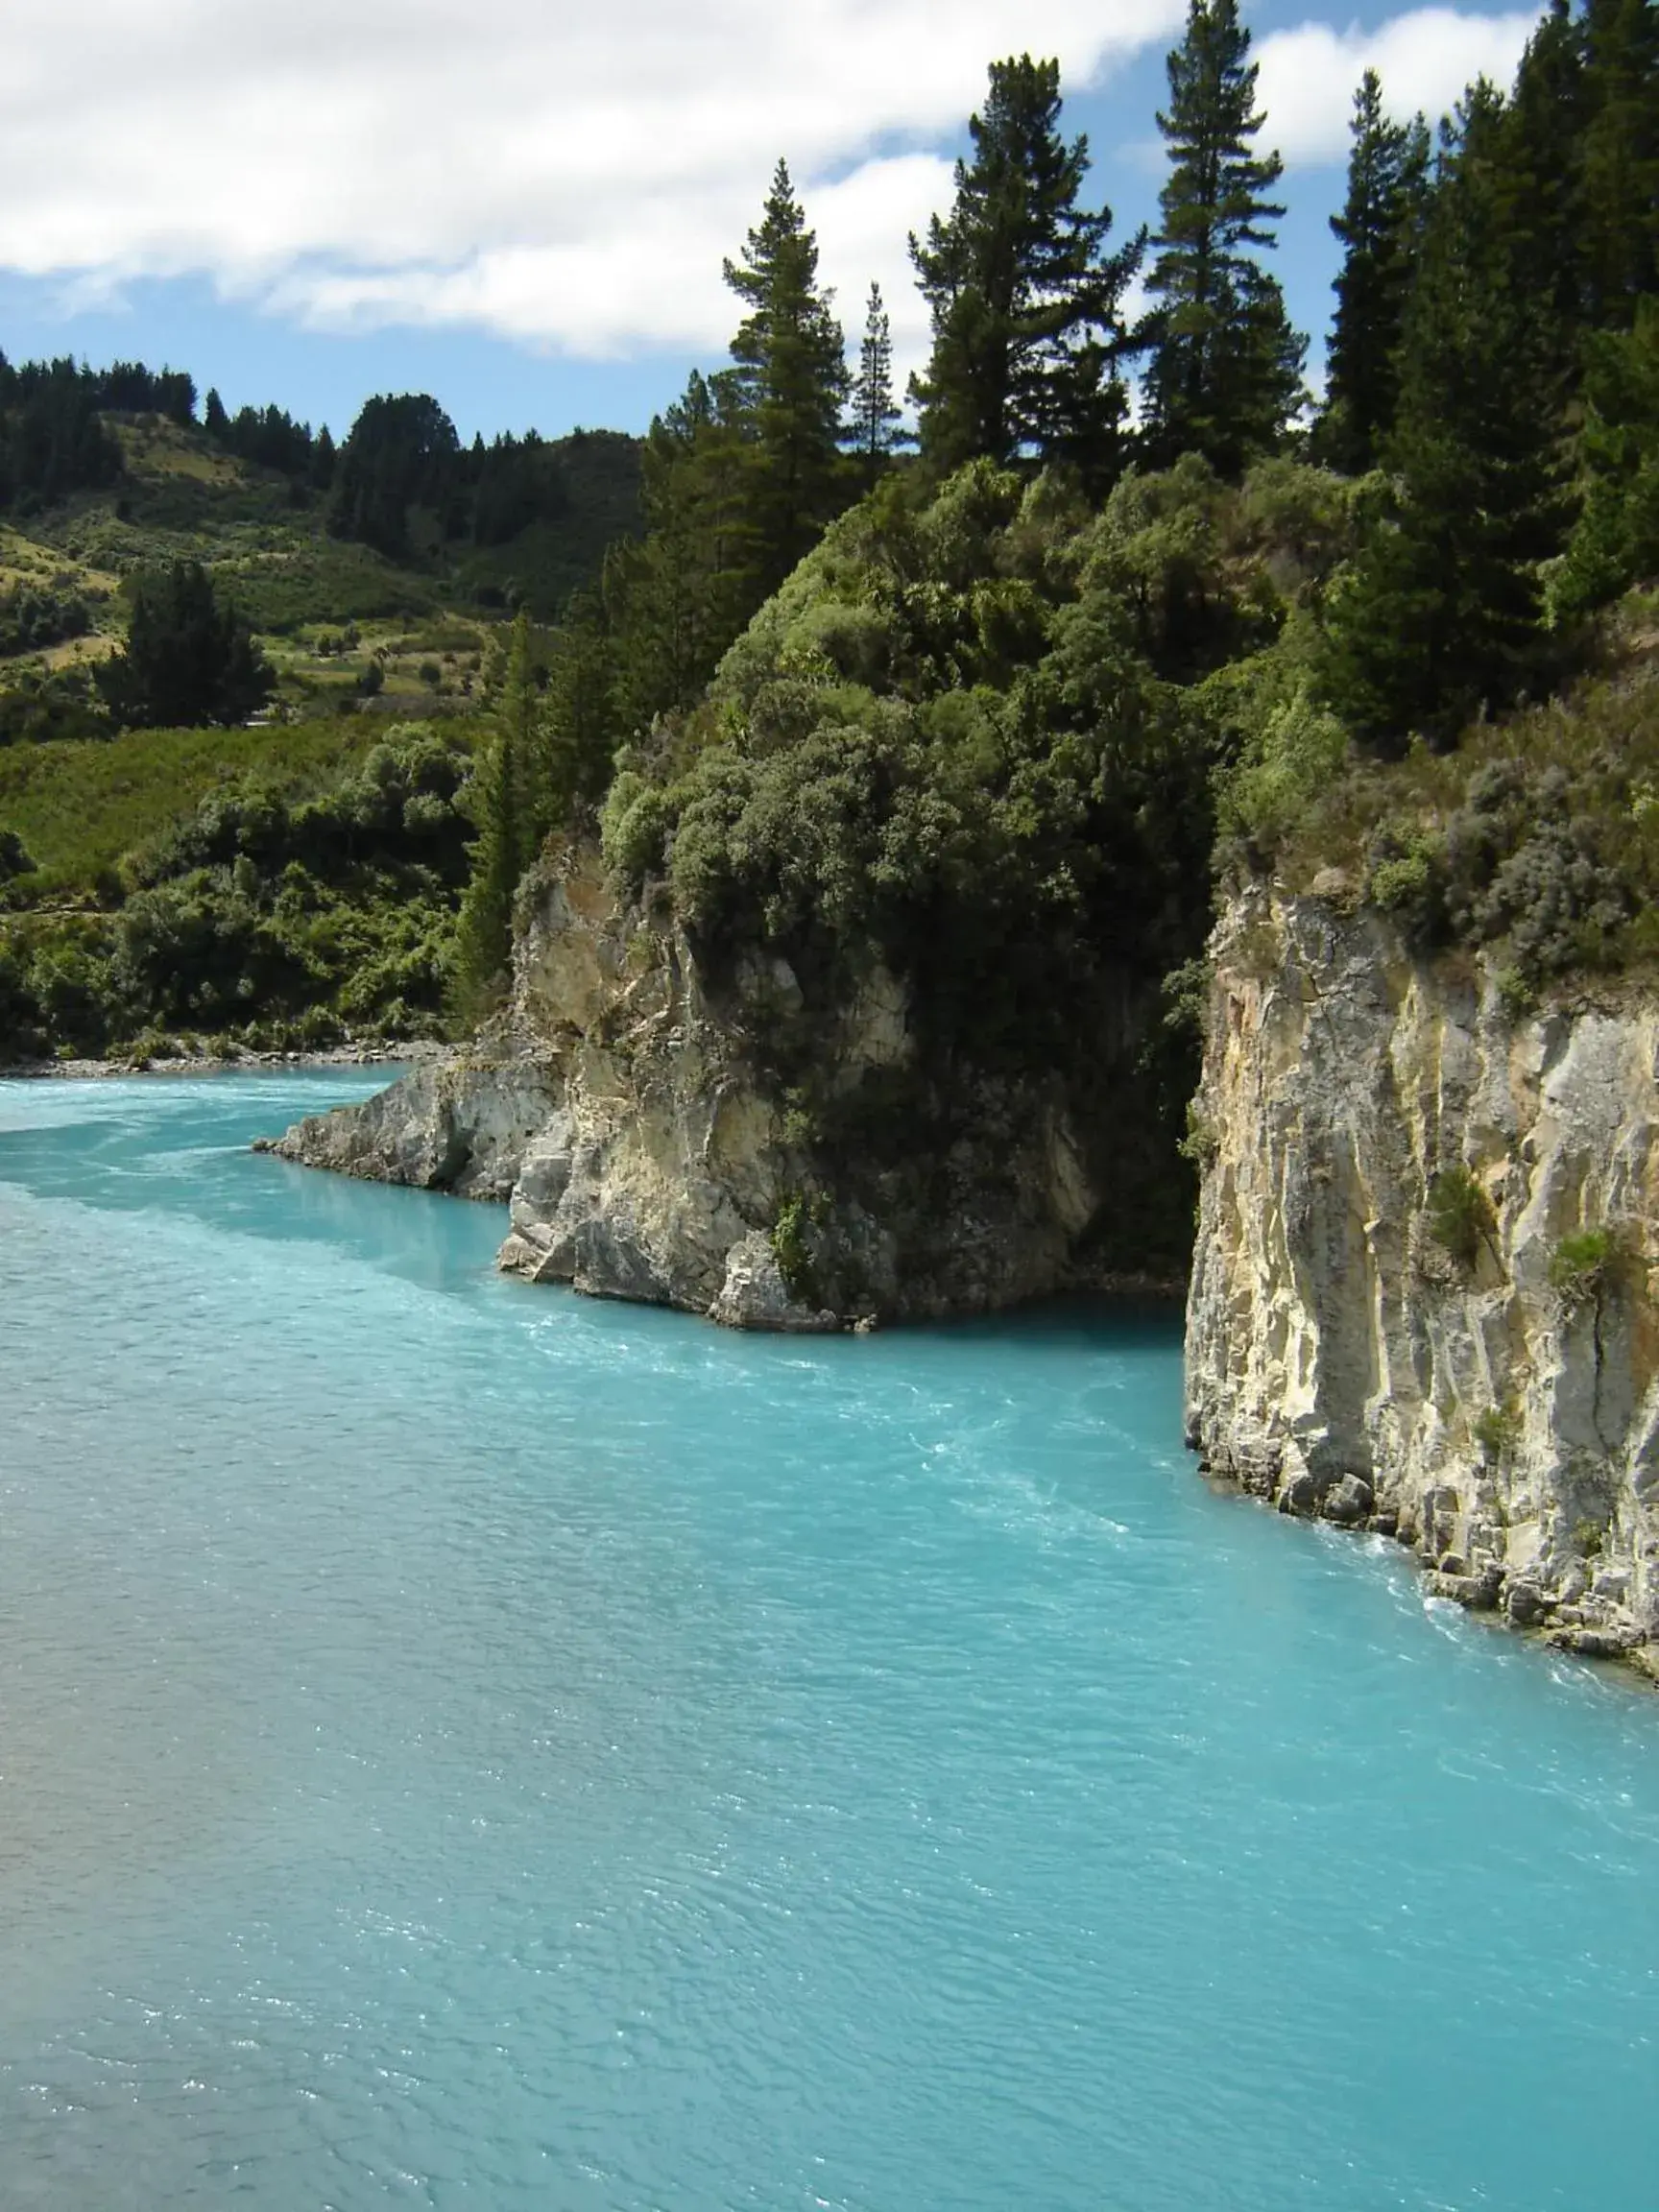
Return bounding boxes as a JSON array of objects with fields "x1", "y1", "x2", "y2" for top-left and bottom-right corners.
[
  {"x1": 1256, "y1": 9, "x2": 1538, "y2": 167},
  {"x1": 0, "y1": 0, "x2": 1185, "y2": 358}
]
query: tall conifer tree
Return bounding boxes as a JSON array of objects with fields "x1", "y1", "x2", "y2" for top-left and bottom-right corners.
[
  {"x1": 1488, "y1": 2, "x2": 1593, "y2": 367},
  {"x1": 604, "y1": 368, "x2": 757, "y2": 732},
  {"x1": 847, "y1": 282, "x2": 902, "y2": 485},
  {"x1": 1316, "y1": 73, "x2": 1430, "y2": 473},
  {"x1": 454, "y1": 609, "x2": 541, "y2": 1002},
  {"x1": 724, "y1": 160, "x2": 850, "y2": 595},
  {"x1": 909, "y1": 55, "x2": 1142, "y2": 483},
  {"x1": 1318, "y1": 84, "x2": 1569, "y2": 752},
  {"x1": 1140, "y1": 0, "x2": 1306, "y2": 474},
  {"x1": 1579, "y1": 0, "x2": 1659, "y2": 325}
]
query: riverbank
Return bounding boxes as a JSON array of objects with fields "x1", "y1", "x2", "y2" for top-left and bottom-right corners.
[{"x1": 0, "y1": 1039, "x2": 445, "y2": 1081}]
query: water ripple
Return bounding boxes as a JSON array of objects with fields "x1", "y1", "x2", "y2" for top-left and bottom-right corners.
[{"x1": 1, "y1": 1073, "x2": 1657, "y2": 2208}]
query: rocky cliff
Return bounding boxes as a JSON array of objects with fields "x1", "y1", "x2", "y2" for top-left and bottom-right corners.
[
  {"x1": 267, "y1": 840, "x2": 1182, "y2": 1329},
  {"x1": 1187, "y1": 886, "x2": 1659, "y2": 1671}
]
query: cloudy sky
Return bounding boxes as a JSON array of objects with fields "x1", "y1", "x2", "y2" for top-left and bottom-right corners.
[{"x1": 0, "y1": 0, "x2": 1538, "y2": 441}]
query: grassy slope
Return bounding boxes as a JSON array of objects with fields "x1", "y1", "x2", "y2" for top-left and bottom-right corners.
[
  {"x1": 0, "y1": 409, "x2": 644, "y2": 1056},
  {"x1": 0, "y1": 719, "x2": 391, "y2": 901},
  {"x1": 0, "y1": 411, "x2": 640, "y2": 709}
]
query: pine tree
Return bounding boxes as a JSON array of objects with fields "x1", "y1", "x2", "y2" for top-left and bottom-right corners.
[
  {"x1": 909, "y1": 55, "x2": 1142, "y2": 482},
  {"x1": 454, "y1": 610, "x2": 541, "y2": 1004},
  {"x1": 1317, "y1": 84, "x2": 1570, "y2": 752},
  {"x1": 1140, "y1": 0, "x2": 1307, "y2": 474},
  {"x1": 535, "y1": 590, "x2": 618, "y2": 830},
  {"x1": 723, "y1": 159, "x2": 850, "y2": 595},
  {"x1": 327, "y1": 393, "x2": 460, "y2": 560},
  {"x1": 310, "y1": 423, "x2": 337, "y2": 493},
  {"x1": 1316, "y1": 73, "x2": 1430, "y2": 473},
  {"x1": 604, "y1": 368, "x2": 758, "y2": 732},
  {"x1": 847, "y1": 282, "x2": 902, "y2": 486},
  {"x1": 96, "y1": 560, "x2": 274, "y2": 730},
  {"x1": 1579, "y1": 0, "x2": 1659, "y2": 327},
  {"x1": 1554, "y1": 295, "x2": 1659, "y2": 616},
  {"x1": 1489, "y1": 2, "x2": 1593, "y2": 366}
]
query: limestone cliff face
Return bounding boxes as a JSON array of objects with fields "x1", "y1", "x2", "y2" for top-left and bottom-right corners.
[
  {"x1": 269, "y1": 842, "x2": 1164, "y2": 1329},
  {"x1": 1187, "y1": 887, "x2": 1659, "y2": 1666}
]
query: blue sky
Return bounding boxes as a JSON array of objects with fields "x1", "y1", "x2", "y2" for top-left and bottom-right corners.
[{"x1": 0, "y1": 0, "x2": 1537, "y2": 445}]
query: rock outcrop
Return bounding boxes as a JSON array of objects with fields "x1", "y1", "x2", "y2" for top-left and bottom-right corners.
[
  {"x1": 266, "y1": 841, "x2": 1176, "y2": 1329},
  {"x1": 1186, "y1": 886, "x2": 1659, "y2": 1669}
]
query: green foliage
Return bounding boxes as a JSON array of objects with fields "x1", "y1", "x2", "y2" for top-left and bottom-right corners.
[
  {"x1": 1363, "y1": 822, "x2": 1446, "y2": 945},
  {"x1": 724, "y1": 160, "x2": 851, "y2": 598},
  {"x1": 1554, "y1": 296, "x2": 1659, "y2": 619},
  {"x1": 216, "y1": 541, "x2": 439, "y2": 635},
  {"x1": 1311, "y1": 7, "x2": 1659, "y2": 755},
  {"x1": 97, "y1": 559, "x2": 274, "y2": 729},
  {"x1": 1244, "y1": 655, "x2": 1659, "y2": 991},
  {"x1": 908, "y1": 55, "x2": 1142, "y2": 485},
  {"x1": 453, "y1": 611, "x2": 542, "y2": 1008},
  {"x1": 0, "y1": 715, "x2": 387, "y2": 901},
  {"x1": 0, "y1": 722, "x2": 473, "y2": 1057},
  {"x1": 1140, "y1": 0, "x2": 1307, "y2": 475},
  {"x1": 1315, "y1": 73, "x2": 1431, "y2": 473},
  {"x1": 0, "y1": 355, "x2": 128, "y2": 513},
  {"x1": 0, "y1": 580, "x2": 92, "y2": 658},
  {"x1": 1425, "y1": 1165, "x2": 1498, "y2": 1273},
  {"x1": 327, "y1": 394, "x2": 462, "y2": 561},
  {"x1": 847, "y1": 283, "x2": 903, "y2": 485},
  {"x1": 770, "y1": 1191, "x2": 825, "y2": 1305},
  {"x1": 603, "y1": 453, "x2": 1246, "y2": 1298},
  {"x1": 0, "y1": 662, "x2": 110, "y2": 748},
  {"x1": 1548, "y1": 1225, "x2": 1637, "y2": 1309},
  {"x1": 1217, "y1": 681, "x2": 1347, "y2": 864},
  {"x1": 1474, "y1": 1401, "x2": 1523, "y2": 1462}
]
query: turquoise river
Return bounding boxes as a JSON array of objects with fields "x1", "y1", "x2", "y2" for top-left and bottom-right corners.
[{"x1": 1, "y1": 1070, "x2": 1657, "y2": 2210}]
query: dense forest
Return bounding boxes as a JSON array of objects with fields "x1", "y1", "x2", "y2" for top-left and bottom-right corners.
[{"x1": 1, "y1": 0, "x2": 1656, "y2": 1094}]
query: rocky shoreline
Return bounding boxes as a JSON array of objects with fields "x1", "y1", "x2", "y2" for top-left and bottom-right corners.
[
  {"x1": 260, "y1": 841, "x2": 1185, "y2": 1332},
  {"x1": 246, "y1": 850, "x2": 1659, "y2": 1682},
  {"x1": 0, "y1": 1041, "x2": 447, "y2": 1082}
]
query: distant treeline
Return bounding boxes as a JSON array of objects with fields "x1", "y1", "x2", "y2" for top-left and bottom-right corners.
[
  {"x1": 320, "y1": 393, "x2": 638, "y2": 568},
  {"x1": 0, "y1": 347, "x2": 641, "y2": 591},
  {"x1": 0, "y1": 354, "x2": 196, "y2": 510}
]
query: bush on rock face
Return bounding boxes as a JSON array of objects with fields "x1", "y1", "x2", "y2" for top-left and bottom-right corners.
[{"x1": 1425, "y1": 1166, "x2": 1498, "y2": 1274}]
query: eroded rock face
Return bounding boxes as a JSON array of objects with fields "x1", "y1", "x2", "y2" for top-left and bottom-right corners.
[
  {"x1": 265, "y1": 1049, "x2": 562, "y2": 1200},
  {"x1": 1186, "y1": 887, "x2": 1659, "y2": 1667},
  {"x1": 265, "y1": 842, "x2": 1161, "y2": 1330}
]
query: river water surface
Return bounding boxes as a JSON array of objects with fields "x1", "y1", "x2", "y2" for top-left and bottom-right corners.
[{"x1": 1, "y1": 1070, "x2": 1657, "y2": 2210}]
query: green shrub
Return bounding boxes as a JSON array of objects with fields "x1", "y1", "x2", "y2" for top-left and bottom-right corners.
[
  {"x1": 1426, "y1": 1166, "x2": 1499, "y2": 1273},
  {"x1": 770, "y1": 1190, "x2": 830, "y2": 1305},
  {"x1": 1220, "y1": 682, "x2": 1347, "y2": 862},
  {"x1": 1474, "y1": 1402, "x2": 1523, "y2": 1462},
  {"x1": 1548, "y1": 1226, "x2": 1638, "y2": 1309},
  {"x1": 1364, "y1": 824, "x2": 1446, "y2": 943}
]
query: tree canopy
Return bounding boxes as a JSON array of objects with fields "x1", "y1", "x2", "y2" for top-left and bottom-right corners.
[
  {"x1": 97, "y1": 562, "x2": 275, "y2": 732},
  {"x1": 1139, "y1": 0, "x2": 1306, "y2": 474},
  {"x1": 909, "y1": 56, "x2": 1143, "y2": 485}
]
